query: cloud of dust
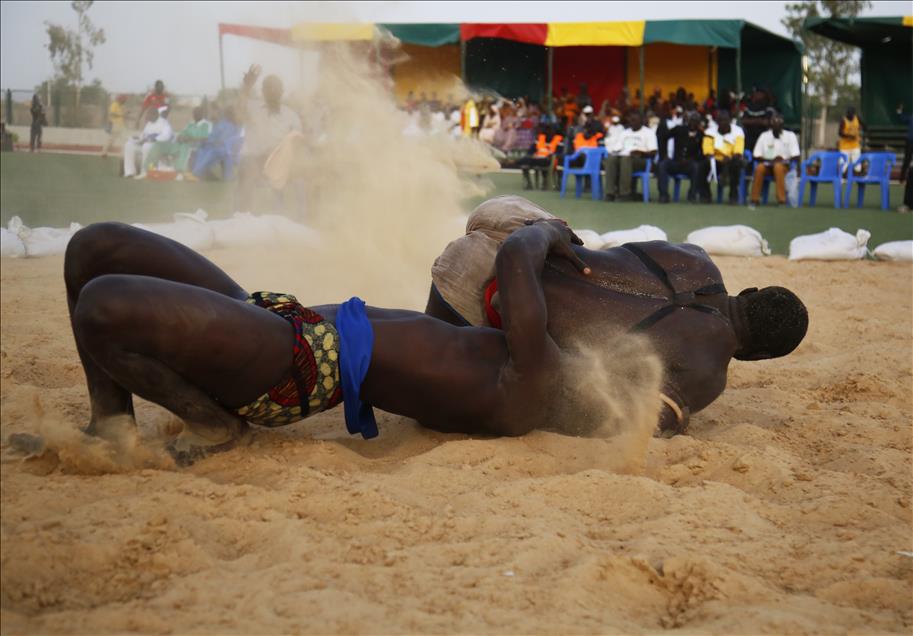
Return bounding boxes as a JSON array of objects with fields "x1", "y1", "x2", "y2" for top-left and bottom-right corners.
[
  {"x1": 235, "y1": 43, "x2": 497, "y2": 310},
  {"x1": 16, "y1": 395, "x2": 173, "y2": 475},
  {"x1": 542, "y1": 330, "x2": 664, "y2": 473}
]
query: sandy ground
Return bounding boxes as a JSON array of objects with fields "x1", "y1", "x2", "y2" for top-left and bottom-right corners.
[{"x1": 1, "y1": 247, "x2": 911, "y2": 635}]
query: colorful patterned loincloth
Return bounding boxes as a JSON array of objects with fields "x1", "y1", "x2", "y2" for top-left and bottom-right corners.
[{"x1": 236, "y1": 292, "x2": 342, "y2": 427}]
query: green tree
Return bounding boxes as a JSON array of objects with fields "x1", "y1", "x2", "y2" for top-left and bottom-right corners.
[
  {"x1": 782, "y1": 1, "x2": 871, "y2": 131},
  {"x1": 45, "y1": 1, "x2": 106, "y2": 124}
]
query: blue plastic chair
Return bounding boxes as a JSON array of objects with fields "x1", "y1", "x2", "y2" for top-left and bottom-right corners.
[
  {"x1": 750, "y1": 156, "x2": 799, "y2": 205},
  {"x1": 671, "y1": 173, "x2": 693, "y2": 202},
  {"x1": 844, "y1": 152, "x2": 896, "y2": 210},
  {"x1": 632, "y1": 158, "x2": 653, "y2": 202},
  {"x1": 798, "y1": 151, "x2": 848, "y2": 208},
  {"x1": 561, "y1": 147, "x2": 606, "y2": 200},
  {"x1": 713, "y1": 150, "x2": 751, "y2": 204}
]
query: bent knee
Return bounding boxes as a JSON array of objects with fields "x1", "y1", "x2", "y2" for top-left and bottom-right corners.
[
  {"x1": 73, "y1": 274, "x2": 141, "y2": 338},
  {"x1": 65, "y1": 223, "x2": 134, "y2": 289}
]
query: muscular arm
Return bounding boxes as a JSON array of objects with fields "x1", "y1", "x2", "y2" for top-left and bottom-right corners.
[{"x1": 492, "y1": 221, "x2": 589, "y2": 434}]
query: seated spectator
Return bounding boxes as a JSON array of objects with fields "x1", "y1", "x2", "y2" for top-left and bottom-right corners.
[
  {"x1": 191, "y1": 105, "x2": 243, "y2": 180},
  {"x1": 562, "y1": 93, "x2": 580, "y2": 131},
  {"x1": 124, "y1": 107, "x2": 173, "y2": 179},
  {"x1": 703, "y1": 110, "x2": 745, "y2": 204},
  {"x1": 658, "y1": 112, "x2": 709, "y2": 203},
  {"x1": 656, "y1": 104, "x2": 684, "y2": 161},
  {"x1": 604, "y1": 111, "x2": 657, "y2": 202},
  {"x1": 512, "y1": 104, "x2": 538, "y2": 151},
  {"x1": 136, "y1": 80, "x2": 170, "y2": 128},
  {"x1": 492, "y1": 103, "x2": 518, "y2": 151},
  {"x1": 603, "y1": 115, "x2": 624, "y2": 155},
  {"x1": 236, "y1": 65, "x2": 302, "y2": 212},
  {"x1": 749, "y1": 113, "x2": 800, "y2": 208},
  {"x1": 517, "y1": 123, "x2": 563, "y2": 190},
  {"x1": 145, "y1": 106, "x2": 212, "y2": 177},
  {"x1": 740, "y1": 87, "x2": 773, "y2": 154},
  {"x1": 571, "y1": 105, "x2": 604, "y2": 151}
]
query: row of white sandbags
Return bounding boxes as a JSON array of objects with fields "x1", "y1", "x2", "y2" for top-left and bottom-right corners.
[
  {"x1": 572, "y1": 223, "x2": 912, "y2": 262},
  {"x1": 1, "y1": 210, "x2": 320, "y2": 258}
]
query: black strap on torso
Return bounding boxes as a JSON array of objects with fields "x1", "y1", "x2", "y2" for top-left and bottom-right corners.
[{"x1": 620, "y1": 243, "x2": 727, "y2": 333}]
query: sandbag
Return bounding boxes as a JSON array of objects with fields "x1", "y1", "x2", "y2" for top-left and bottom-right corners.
[
  {"x1": 466, "y1": 195, "x2": 554, "y2": 241},
  {"x1": 9, "y1": 216, "x2": 82, "y2": 257},
  {"x1": 872, "y1": 240, "x2": 913, "y2": 262},
  {"x1": 1, "y1": 227, "x2": 26, "y2": 258},
  {"x1": 788, "y1": 227, "x2": 871, "y2": 261},
  {"x1": 686, "y1": 225, "x2": 771, "y2": 257},
  {"x1": 209, "y1": 212, "x2": 278, "y2": 248},
  {"x1": 600, "y1": 225, "x2": 668, "y2": 249},
  {"x1": 574, "y1": 229, "x2": 605, "y2": 250},
  {"x1": 261, "y1": 214, "x2": 321, "y2": 247},
  {"x1": 432, "y1": 195, "x2": 557, "y2": 326},
  {"x1": 133, "y1": 209, "x2": 214, "y2": 251}
]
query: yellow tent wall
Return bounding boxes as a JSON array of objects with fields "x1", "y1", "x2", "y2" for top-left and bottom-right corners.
[
  {"x1": 626, "y1": 43, "x2": 717, "y2": 104},
  {"x1": 391, "y1": 44, "x2": 462, "y2": 104}
]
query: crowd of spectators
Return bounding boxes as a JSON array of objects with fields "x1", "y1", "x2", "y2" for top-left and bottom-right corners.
[
  {"x1": 116, "y1": 70, "x2": 300, "y2": 212},
  {"x1": 416, "y1": 82, "x2": 801, "y2": 207}
]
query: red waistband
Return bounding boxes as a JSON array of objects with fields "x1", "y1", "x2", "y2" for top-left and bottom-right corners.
[{"x1": 484, "y1": 278, "x2": 502, "y2": 329}]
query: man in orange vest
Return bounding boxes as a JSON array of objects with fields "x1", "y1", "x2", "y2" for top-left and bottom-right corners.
[{"x1": 518, "y1": 124, "x2": 564, "y2": 190}]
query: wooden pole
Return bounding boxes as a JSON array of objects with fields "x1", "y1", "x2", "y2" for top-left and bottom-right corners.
[
  {"x1": 219, "y1": 32, "x2": 226, "y2": 92},
  {"x1": 547, "y1": 47, "x2": 553, "y2": 111},
  {"x1": 639, "y1": 45, "x2": 645, "y2": 117}
]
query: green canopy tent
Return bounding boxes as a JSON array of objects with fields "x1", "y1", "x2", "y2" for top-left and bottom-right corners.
[{"x1": 804, "y1": 16, "x2": 912, "y2": 147}]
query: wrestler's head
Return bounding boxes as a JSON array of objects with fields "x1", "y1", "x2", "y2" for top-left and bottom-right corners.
[{"x1": 734, "y1": 286, "x2": 808, "y2": 360}]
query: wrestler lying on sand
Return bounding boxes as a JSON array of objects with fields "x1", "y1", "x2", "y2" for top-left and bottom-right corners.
[
  {"x1": 64, "y1": 218, "x2": 595, "y2": 465},
  {"x1": 64, "y1": 209, "x2": 806, "y2": 465},
  {"x1": 426, "y1": 196, "x2": 810, "y2": 435}
]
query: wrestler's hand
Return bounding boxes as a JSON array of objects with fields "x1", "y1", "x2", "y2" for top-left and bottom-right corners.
[{"x1": 526, "y1": 218, "x2": 590, "y2": 275}]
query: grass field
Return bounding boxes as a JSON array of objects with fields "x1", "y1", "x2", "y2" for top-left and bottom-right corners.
[{"x1": 1, "y1": 151, "x2": 910, "y2": 254}]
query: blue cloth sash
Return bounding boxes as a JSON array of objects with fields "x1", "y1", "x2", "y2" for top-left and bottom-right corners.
[{"x1": 335, "y1": 297, "x2": 378, "y2": 439}]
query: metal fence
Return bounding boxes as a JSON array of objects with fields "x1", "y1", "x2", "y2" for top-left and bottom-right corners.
[{"x1": 2, "y1": 88, "x2": 212, "y2": 131}]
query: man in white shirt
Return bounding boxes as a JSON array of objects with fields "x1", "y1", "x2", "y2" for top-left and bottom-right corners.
[
  {"x1": 603, "y1": 115, "x2": 625, "y2": 156},
  {"x1": 124, "y1": 107, "x2": 173, "y2": 178},
  {"x1": 237, "y1": 65, "x2": 302, "y2": 212},
  {"x1": 703, "y1": 110, "x2": 746, "y2": 204},
  {"x1": 749, "y1": 113, "x2": 800, "y2": 207},
  {"x1": 604, "y1": 111, "x2": 658, "y2": 202}
]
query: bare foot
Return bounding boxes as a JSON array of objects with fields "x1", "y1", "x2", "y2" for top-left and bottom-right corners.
[
  {"x1": 81, "y1": 414, "x2": 138, "y2": 445},
  {"x1": 165, "y1": 424, "x2": 250, "y2": 467}
]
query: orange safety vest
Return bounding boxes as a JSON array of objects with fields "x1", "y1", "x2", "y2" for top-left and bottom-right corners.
[
  {"x1": 534, "y1": 134, "x2": 563, "y2": 157},
  {"x1": 573, "y1": 131, "x2": 603, "y2": 150}
]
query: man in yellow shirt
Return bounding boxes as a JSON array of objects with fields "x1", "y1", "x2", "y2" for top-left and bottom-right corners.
[
  {"x1": 837, "y1": 106, "x2": 864, "y2": 174},
  {"x1": 702, "y1": 110, "x2": 746, "y2": 204},
  {"x1": 102, "y1": 94, "x2": 128, "y2": 159}
]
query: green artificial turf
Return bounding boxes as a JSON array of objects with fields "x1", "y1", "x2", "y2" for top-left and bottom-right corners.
[{"x1": 1, "y1": 152, "x2": 910, "y2": 255}]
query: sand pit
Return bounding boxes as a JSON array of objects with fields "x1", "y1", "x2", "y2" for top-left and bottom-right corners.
[{"x1": 1, "y1": 246, "x2": 911, "y2": 634}]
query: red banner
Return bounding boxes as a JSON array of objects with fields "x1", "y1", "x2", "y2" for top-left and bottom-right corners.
[
  {"x1": 460, "y1": 23, "x2": 548, "y2": 45},
  {"x1": 219, "y1": 23, "x2": 291, "y2": 46}
]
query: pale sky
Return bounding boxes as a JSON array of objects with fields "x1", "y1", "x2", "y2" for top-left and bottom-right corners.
[{"x1": 1, "y1": 0, "x2": 908, "y2": 97}]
